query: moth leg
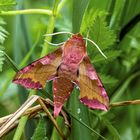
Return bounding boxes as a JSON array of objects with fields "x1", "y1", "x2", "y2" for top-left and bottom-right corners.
[{"x1": 61, "y1": 110, "x2": 71, "y2": 128}]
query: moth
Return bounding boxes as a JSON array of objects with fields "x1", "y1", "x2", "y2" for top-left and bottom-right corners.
[{"x1": 13, "y1": 33, "x2": 109, "y2": 116}]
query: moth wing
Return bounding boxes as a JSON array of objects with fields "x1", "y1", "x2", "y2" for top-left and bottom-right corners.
[
  {"x1": 78, "y1": 56, "x2": 109, "y2": 110},
  {"x1": 13, "y1": 47, "x2": 63, "y2": 89}
]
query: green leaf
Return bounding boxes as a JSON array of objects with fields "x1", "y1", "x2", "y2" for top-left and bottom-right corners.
[
  {"x1": 51, "y1": 117, "x2": 67, "y2": 140},
  {"x1": 0, "y1": 18, "x2": 8, "y2": 44},
  {"x1": 0, "y1": 18, "x2": 8, "y2": 72},
  {"x1": 81, "y1": 9, "x2": 116, "y2": 58},
  {"x1": 0, "y1": 49, "x2": 5, "y2": 71},
  {"x1": 31, "y1": 117, "x2": 48, "y2": 140},
  {"x1": 111, "y1": 72, "x2": 140, "y2": 102},
  {"x1": 102, "y1": 118, "x2": 121, "y2": 140},
  {"x1": 0, "y1": 0, "x2": 16, "y2": 11},
  {"x1": 99, "y1": 74, "x2": 118, "y2": 86},
  {"x1": 72, "y1": 0, "x2": 89, "y2": 33},
  {"x1": 90, "y1": 12, "x2": 116, "y2": 50},
  {"x1": 69, "y1": 89, "x2": 94, "y2": 140},
  {"x1": 92, "y1": 50, "x2": 121, "y2": 63}
]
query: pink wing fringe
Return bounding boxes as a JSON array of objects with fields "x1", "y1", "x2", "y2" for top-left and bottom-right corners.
[
  {"x1": 80, "y1": 97, "x2": 107, "y2": 111},
  {"x1": 13, "y1": 78, "x2": 42, "y2": 89}
]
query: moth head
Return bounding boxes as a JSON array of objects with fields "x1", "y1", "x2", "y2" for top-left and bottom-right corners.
[
  {"x1": 70, "y1": 33, "x2": 86, "y2": 49},
  {"x1": 72, "y1": 33, "x2": 83, "y2": 39}
]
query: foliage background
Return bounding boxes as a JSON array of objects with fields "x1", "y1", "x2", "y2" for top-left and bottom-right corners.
[{"x1": 0, "y1": 0, "x2": 140, "y2": 140}]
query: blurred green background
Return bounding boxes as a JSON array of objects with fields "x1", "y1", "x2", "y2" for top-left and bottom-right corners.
[{"x1": 0, "y1": 0, "x2": 140, "y2": 140}]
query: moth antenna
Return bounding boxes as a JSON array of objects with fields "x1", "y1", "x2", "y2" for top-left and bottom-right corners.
[
  {"x1": 44, "y1": 31, "x2": 74, "y2": 36},
  {"x1": 84, "y1": 38, "x2": 107, "y2": 59},
  {"x1": 85, "y1": 32, "x2": 89, "y2": 46},
  {"x1": 44, "y1": 31, "x2": 73, "y2": 46},
  {"x1": 45, "y1": 39, "x2": 65, "y2": 46}
]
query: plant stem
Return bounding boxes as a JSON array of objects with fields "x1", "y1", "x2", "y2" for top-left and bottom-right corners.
[
  {"x1": 13, "y1": 116, "x2": 28, "y2": 140},
  {"x1": 0, "y1": 9, "x2": 52, "y2": 16},
  {"x1": 110, "y1": 99, "x2": 140, "y2": 108},
  {"x1": 40, "y1": 16, "x2": 55, "y2": 56},
  {"x1": 0, "y1": 105, "x2": 42, "y2": 125},
  {"x1": 13, "y1": 90, "x2": 37, "y2": 140},
  {"x1": 41, "y1": 0, "x2": 67, "y2": 56}
]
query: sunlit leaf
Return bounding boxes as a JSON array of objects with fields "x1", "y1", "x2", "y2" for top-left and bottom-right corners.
[
  {"x1": 0, "y1": 18, "x2": 8, "y2": 72},
  {"x1": 0, "y1": 0, "x2": 16, "y2": 11}
]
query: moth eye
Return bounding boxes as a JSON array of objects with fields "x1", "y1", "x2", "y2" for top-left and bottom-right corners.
[
  {"x1": 77, "y1": 70, "x2": 79, "y2": 77},
  {"x1": 57, "y1": 65, "x2": 61, "y2": 72},
  {"x1": 55, "y1": 65, "x2": 61, "y2": 77}
]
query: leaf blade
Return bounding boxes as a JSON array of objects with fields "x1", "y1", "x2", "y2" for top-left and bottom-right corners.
[{"x1": 31, "y1": 117, "x2": 48, "y2": 140}]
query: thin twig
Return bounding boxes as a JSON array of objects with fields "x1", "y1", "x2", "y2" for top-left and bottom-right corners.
[
  {"x1": 0, "y1": 104, "x2": 42, "y2": 124},
  {"x1": 41, "y1": 98, "x2": 70, "y2": 127},
  {"x1": 1, "y1": 111, "x2": 43, "y2": 138},
  {"x1": 0, "y1": 95, "x2": 39, "y2": 137},
  {"x1": 37, "y1": 98, "x2": 66, "y2": 140},
  {"x1": 1, "y1": 96, "x2": 140, "y2": 139},
  {"x1": 13, "y1": 91, "x2": 37, "y2": 139},
  {"x1": 110, "y1": 99, "x2": 140, "y2": 108},
  {"x1": 0, "y1": 100, "x2": 70, "y2": 138},
  {"x1": 2, "y1": 120, "x2": 19, "y2": 137},
  {"x1": 0, "y1": 98, "x2": 70, "y2": 130}
]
